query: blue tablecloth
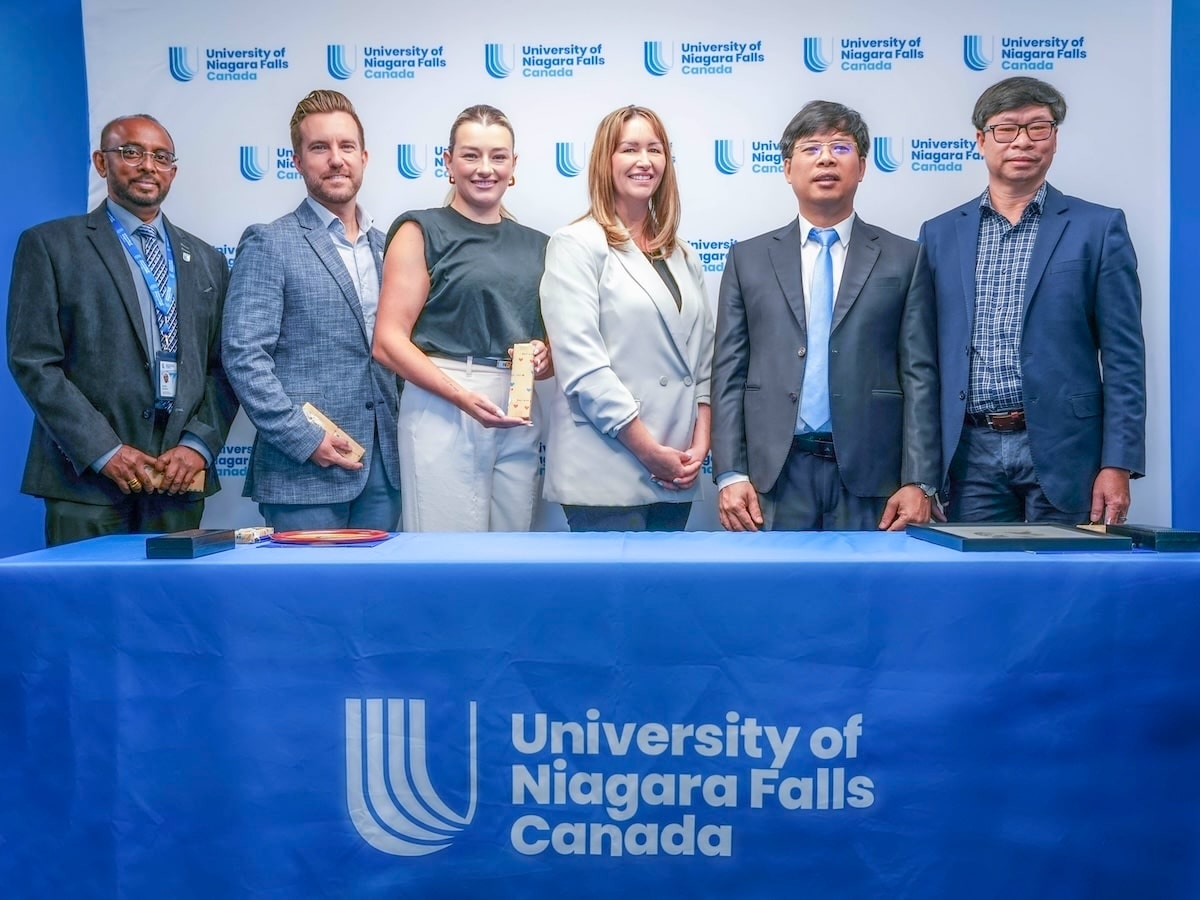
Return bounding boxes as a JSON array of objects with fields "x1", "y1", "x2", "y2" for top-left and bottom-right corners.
[{"x1": 2, "y1": 532, "x2": 1198, "y2": 899}]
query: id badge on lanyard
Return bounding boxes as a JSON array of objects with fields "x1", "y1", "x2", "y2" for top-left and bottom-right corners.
[{"x1": 155, "y1": 350, "x2": 177, "y2": 403}]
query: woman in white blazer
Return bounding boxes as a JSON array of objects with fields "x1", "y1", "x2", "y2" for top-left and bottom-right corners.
[{"x1": 540, "y1": 105, "x2": 715, "y2": 532}]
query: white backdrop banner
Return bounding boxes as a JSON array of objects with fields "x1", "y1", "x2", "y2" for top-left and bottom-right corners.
[{"x1": 81, "y1": 0, "x2": 1171, "y2": 529}]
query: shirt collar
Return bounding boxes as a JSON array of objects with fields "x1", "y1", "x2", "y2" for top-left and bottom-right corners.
[
  {"x1": 107, "y1": 198, "x2": 164, "y2": 238},
  {"x1": 979, "y1": 181, "x2": 1048, "y2": 218},
  {"x1": 798, "y1": 211, "x2": 856, "y2": 247},
  {"x1": 305, "y1": 196, "x2": 373, "y2": 236}
]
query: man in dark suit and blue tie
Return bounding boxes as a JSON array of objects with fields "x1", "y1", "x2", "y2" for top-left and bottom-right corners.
[
  {"x1": 712, "y1": 101, "x2": 940, "y2": 531},
  {"x1": 919, "y1": 77, "x2": 1145, "y2": 525},
  {"x1": 7, "y1": 114, "x2": 237, "y2": 546}
]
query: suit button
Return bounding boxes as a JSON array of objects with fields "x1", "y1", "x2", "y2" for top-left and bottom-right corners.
[
  {"x1": 965, "y1": 345, "x2": 972, "y2": 355},
  {"x1": 958, "y1": 391, "x2": 966, "y2": 401},
  {"x1": 684, "y1": 376, "x2": 693, "y2": 387},
  {"x1": 365, "y1": 401, "x2": 374, "y2": 410},
  {"x1": 142, "y1": 409, "x2": 152, "y2": 419},
  {"x1": 797, "y1": 347, "x2": 807, "y2": 357},
  {"x1": 659, "y1": 376, "x2": 668, "y2": 386},
  {"x1": 788, "y1": 392, "x2": 798, "y2": 402}
]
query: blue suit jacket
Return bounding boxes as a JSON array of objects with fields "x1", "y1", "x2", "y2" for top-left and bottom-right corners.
[
  {"x1": 919, "y1": 183, "x2": 1145, "y2": 512},
  {"x1": 222, "y1": 200, "x2": 400, "y2": 505}
]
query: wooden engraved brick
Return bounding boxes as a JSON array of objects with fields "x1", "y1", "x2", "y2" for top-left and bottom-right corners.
[
  {"x1": 302, "y1": 402, "x2": 366, "y2": 462},
  {"x1": 506, "y1": 342, "x2": 535, "y2": 420}
]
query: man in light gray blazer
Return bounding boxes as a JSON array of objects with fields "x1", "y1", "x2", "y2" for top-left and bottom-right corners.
[
  {"x1": 223, "y1": 90, "x2": 400, "y2": 531},
  {"x1": 711, "y1": 100, "x2": 940, "y2": 531}
]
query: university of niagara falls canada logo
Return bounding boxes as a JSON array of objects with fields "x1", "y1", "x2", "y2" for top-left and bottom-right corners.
[
  {"x1": 644, "y1": 41, "x2": 673, "y2": 76},
  {"x1": 963, "y1": 35, "x2": 993, "y2": 71},
  {"x1": 327, "y1": 44, "x2": 356, "y2": 80},
  {"x1": 346, "y1": 699, "x2": 478, "y2": 856},
  {"x1": 872, "y1": 137, "x2": 902, "y2": 173},
  {"x1": 803, "y1": 37, "x2": 831, "y2": 73},
  {"x1": 239, "y1": 146, "x2": 266, "y2": 182},
  {"x1": 555, "y1": 143, "x2": 586, "y2": 178},
  {"x1": 714, "y1": 140, "x2": 743, "y2": 176},
  {"x1": 168, "y1": 46, "x2": 198, "y2": 82},
  {"x1": 484, "y1": 43, "x2": 514, "y2": 79},
  {"x1": 397, "y1": 145, "x2": 426, "y2": 180}
]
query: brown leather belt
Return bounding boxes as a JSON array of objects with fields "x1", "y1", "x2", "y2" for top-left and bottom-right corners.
[{"x1": 964, "y1": 410, "x2": 1026, "y2": 432}]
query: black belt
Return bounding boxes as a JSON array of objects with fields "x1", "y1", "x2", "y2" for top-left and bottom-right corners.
[
  {"x1": 964, "y1": 410, "x2": 1026, "y2": 432},
  {"x1": 427, "y1": 351, "x2": 511, "y2": 370},
  {"x1": 791, "y1": 432, "x2": 836, "y2": 461}
]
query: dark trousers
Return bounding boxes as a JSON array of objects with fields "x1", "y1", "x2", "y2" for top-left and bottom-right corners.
[
  {"x1": 45, "y1": 493, "x2": 204, "y2": 547},
  {"x1": 766, "y1": 442, "x2": 885, "y2": 531},
  {"x1": 563, "y1": 502, "x2": 692, "y2": 533}
]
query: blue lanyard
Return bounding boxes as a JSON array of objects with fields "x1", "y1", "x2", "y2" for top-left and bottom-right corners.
[{"x1": 106, "y1": 210, "x2": 177, "y2": 323}]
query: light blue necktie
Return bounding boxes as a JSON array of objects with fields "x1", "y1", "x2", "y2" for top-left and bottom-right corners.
[
  {"x1": 136, "y1": 224, "x2": 177, "y2": 411},
  {"x1": 799, "y1": 227, "x2": 837, "y2": 432}
]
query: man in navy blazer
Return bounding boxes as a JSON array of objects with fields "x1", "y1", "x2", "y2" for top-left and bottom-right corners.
[
  {"x1": 920, "y1": 77, "x2": 1145, "y2": 525},
  {"x1": 712, "y1": 101, "x2": 940, "y2": 531},
  {"x1": 7, "y1": 114, "x2": 237, "y2": 546},
  {"x1": 223, "y1": 90, "x2": 401, "y2": 531}
]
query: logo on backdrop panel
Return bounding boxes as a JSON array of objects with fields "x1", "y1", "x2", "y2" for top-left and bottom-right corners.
[
  {"x1": 396, "y1": 144, "x2": 449, "y2": 180},
  {"x1": 688, "y1": 238, "x2": 738, "y2": 274},
  {"x1": 714, "y1": 139, "x2": 781, "y2": 176},
  {"x1": 962, "y1": 34, "x2": 1087, "y2": 71},
  {"x1": 238, "y1": 146, "x2": 298, "y2": 182},
  {"x1": 555, "y1": 142, "x2": 586, "y2": 178},
  {"x1": 327, "y1": 43, "x2": 447, "y2": 80},
  {"x1": 485, "y1": 41, "x2": 605, "y2": 78},
  {"x1": 804, "y1": 35, "x2": 924, "y2": 72},
  {"x1": 346, "y1": 699, "x2": 876, "y2": 859},
  {"x1": 167, "y1": 45, "x2": 290, "y2": 82},
  {"x1": 346, "y1": 699, "x2": 478, "y2": 856},
  {"x1": 643, "y1": 39, "x2": 764, "y2": 76},
  {"x1": 872, "y1": 136, "x2": 983, "y2": 173}
]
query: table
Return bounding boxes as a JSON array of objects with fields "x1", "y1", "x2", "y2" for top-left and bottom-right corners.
[{"x1": 2, "y1": 533, "x2": 1198, "y2": 898}]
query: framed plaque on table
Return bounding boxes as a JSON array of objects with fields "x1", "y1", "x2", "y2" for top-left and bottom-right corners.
[{"x1": 906, "y1": 522, "x2": 1133, "y2": 552}]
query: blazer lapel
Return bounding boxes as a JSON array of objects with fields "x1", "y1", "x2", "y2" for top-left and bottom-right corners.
[
  {"x1": 85, "y1": 205, "x2": 151, "y2": 361},
  {"x1": 296, "y1": 202, "x2": 369, "y2": 344},
  {"x1": 1022, "y1": 184, "x2": 1068, "y2": 320},
  {"x1": 956, "y1": 203, "x2": 980, "y2": 329},
  {"x1": 767, "y1": 219, "x2": 806, "y2": 334},
  {"x1": 832, "y1": 219, "x2": 880, "y2": 332},
  {"x1": 612, "y1": 242, "x2": 691, "y2": 367}
]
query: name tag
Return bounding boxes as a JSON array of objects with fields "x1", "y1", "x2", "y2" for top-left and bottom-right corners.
[{"x1": 156, "y1": 351, "x2": 177, "y2": 403}]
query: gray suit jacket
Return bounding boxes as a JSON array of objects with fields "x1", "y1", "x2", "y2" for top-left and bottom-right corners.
[
  {"x1": 7, "y1": 204, "x2": 236, "y2": 504},
  {"x1": 540, "y1": 218, "x2": 715, "y2": 507},
  {"x1": 222, "y1": 200, "x2": 400, "y2": 504},
  {"x1": 712, "y1": 216, "x2": 940, "y2": 498}
]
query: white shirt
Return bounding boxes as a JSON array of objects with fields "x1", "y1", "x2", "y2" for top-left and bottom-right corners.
[{"x1": 304, "y1": 197, "x2": 381, "y2": 340}]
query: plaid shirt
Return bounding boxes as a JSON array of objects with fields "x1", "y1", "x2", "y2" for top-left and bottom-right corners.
[{"x1": 968, "y1": 182, "x2": 1047, "y2": 413}]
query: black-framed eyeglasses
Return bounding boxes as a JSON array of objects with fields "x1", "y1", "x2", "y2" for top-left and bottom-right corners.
[
  {"x1": 794, "y1": 141, "x2": 858, "y2": 159},
  {"x1": 100, "y1": 145, "x2": 178, "y2": 169},
  {"x1": 982, "y1": 121, "x2": 1057, "y2": 143}
]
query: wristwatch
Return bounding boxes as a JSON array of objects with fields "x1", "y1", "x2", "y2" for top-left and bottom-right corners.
[{"x1": 913, "y1": 482, "x2": 939, "y2": 498}]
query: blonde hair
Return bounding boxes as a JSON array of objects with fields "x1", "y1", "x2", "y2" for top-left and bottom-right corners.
[
  {"x1": 442, "y1": 104, "x2": 517, "y2": 221},
  {"x1": 289, "y1": 89, "x2": 364, "y2": 154},
  {"x1": 585, "y1": 105, "x2": 681, "y2": 256}
]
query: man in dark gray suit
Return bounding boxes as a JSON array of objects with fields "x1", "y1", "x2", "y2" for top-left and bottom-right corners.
[
  {"x1": 7, "y1": 114, "x2": 237, "y2": 546},
  {"x1": 711, "y1": 100, "x2": 940, "y2": 531},
  {"x1": 223, "y1": 90, "x2": 400, "y2": 531}
]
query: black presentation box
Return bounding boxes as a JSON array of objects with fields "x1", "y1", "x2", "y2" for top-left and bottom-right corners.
[
  {"x1": 146, "y1": 528, "x2": 235, "y2": 559},
  {"x1": 1105, "y1": 523, "x2": 1200, "y2": 552}
]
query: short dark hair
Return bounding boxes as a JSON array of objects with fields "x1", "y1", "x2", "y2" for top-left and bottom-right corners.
[
  {"x1": 99, "y1": 114, "x2": 172, "y2": 150},
  {"x1": 779, "y1": 100, "x2": 870, "y2": 160},
  {"x1": 972, "y1": 77, "x2": 1067, "y2": 130}
]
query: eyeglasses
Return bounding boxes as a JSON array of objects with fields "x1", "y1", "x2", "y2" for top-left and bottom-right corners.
[
  {"x1": 982, "y1": 121, "x2": 1057, "y2": 143},
  {"x1": 100, "y1": 145, "x2": 178, "y2": 169},
  {"x1": 794, "y1": 141, "x2": 858, "y2": 159}
]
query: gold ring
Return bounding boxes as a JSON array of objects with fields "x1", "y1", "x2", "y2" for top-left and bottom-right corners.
[{"x1": 128, "y1": 479, "x2": 141, "y2": 488}]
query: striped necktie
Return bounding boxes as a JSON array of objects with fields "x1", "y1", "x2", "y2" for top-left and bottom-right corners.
[{"x1": 799, "y1": 227, "x2": 837, "y2": 431}]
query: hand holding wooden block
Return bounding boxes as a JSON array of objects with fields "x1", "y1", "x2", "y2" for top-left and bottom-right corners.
[
  {"x1": 143, "y1": 465, "x2": 205, "y2": 493},
  {"x1": 302, "y1": 402, "x2": 366, "y2": 462},
  {"x1": 506, "y1": 342, "x2": 535, "y2": 420}
]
